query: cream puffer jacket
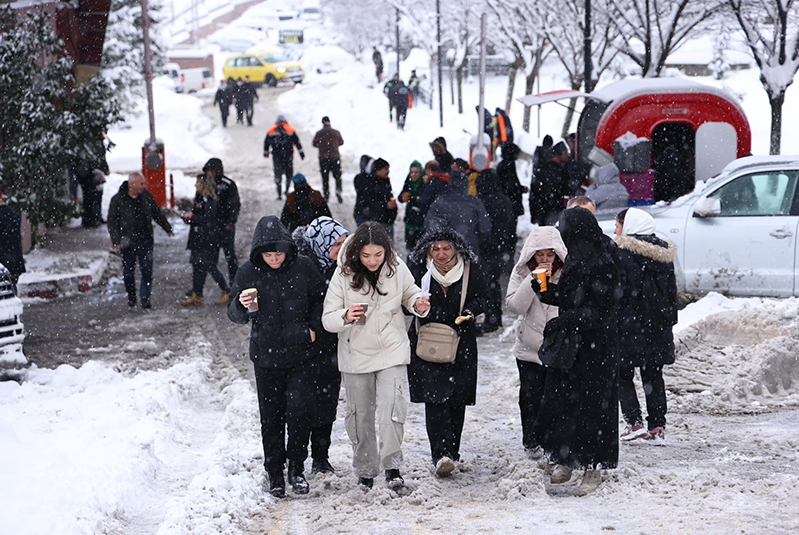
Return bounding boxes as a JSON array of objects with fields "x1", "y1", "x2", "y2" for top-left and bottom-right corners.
[
  {"x1": 505, "y1": 226, "x2": 568, "y2": 365},
  {"x1": 323, "y1": 244, "x2": 428, "y2": 374}
]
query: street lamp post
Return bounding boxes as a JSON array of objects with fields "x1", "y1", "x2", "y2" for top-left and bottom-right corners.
[
  {"x1": 436, "y1": 0, "x2": 443, "y2": 127},
  {"x1": 584, "y1": 0, "x2": 593, "y2": 92}
]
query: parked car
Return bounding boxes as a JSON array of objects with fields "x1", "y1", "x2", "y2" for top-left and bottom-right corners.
[
  {"x1": 162, "y1": 62, "x2": 184, "y2": 93},
  {"x1": 223, "y1": 52, "x2": 304, "y2": 86},
  {"x1": 0, "y1": 262, "x2": 25, "y2": 377},
  {"x1": 597, "y1": 156, "x2": 799, "y2": 298},
  {"x1": 298, "y1": 2, "x2": 322, "y2": 22},
  {"x1": 180, "y1": 67, "x2": 213, "y2": 93}
]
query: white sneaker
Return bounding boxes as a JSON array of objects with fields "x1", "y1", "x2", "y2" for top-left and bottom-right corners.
[
  {"x1": 549, "y1": 464, "x2": 573, "y2": 484},
  {"x1": 620, "y1": 423, "x2": 649, "y2": 442},
  {"x1": 641, "y1": 426, "x2": 666, "y2": 446},
  {"x1": 435, "y1": 456, "x2": 456, "y2": 477},
  {"x1": 574, "y1": 470, "x2": 602, "y2": 497}
]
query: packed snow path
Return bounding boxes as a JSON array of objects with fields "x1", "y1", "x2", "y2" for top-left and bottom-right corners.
[{"x1": 13, "y1": 89, "x2": 799, "y2": 534}]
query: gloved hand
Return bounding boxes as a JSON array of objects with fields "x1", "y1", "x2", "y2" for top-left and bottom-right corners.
[
  {"x1": 263, "y1": 151, "x2": 269, "y2": 158},
  {"x1": 299, "y1": 150, "x2": 306, "y2": 160}
]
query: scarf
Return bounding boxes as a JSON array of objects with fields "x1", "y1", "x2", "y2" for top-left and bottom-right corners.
[
  {"x1": 305, "y1": 216, "x2": 348, "y2": 269},
  {"x1": 427, "y1": 254, "x2": 464, "y2": 288}
]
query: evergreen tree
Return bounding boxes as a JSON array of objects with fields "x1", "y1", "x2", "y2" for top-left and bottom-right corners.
[{"x1": 0, "y1": 7, "x2": 121, "y2": 227}]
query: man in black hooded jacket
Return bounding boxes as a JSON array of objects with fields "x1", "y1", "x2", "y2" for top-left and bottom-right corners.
[{"x1": 203, "y1": 158, "x2": 240, "y2": 288}]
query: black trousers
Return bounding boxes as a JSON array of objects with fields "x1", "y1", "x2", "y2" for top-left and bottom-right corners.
[
  {"x1": 424, "y1": 401, "x2": 467, "y2": 463},
  {"x1": 220, "y1": 227, "x2": 238, "y2": 282},
  {"x1": 311, "y1": 351, "x2": 341, "y2": 460},
  {"x1": 517, "y1": 359, "x2": 547, "y2": 450},
  {"x1": 190, "y1": 250, "x2": 229, "y2": 296},
  {"x1": 404, "y1": 227, "x2": 424, "y2": 257},
  {"x1": 235, "y1": 103, "x2": 245, "y2": 124},
  {"x1": 482, "y1": 254, "x2": 503, "y2": 328},
  {"x1": 319, "y1": 158, "x2": 342, "y2": 199},
  {"x1": 219, "y1": 106, "x2": 229, "y2": 127},
  {"x1": 254, "y1": 364, "x2": 314, "y2": 470},
  {"x1": 273, "y1": 158, "x2": 294, "y2": 195},
  {"x1": 121, "y1": 242, "x2": 153, "y2": 304},
  {"x1": 246, "y1": 102, "x2": 254, "y2": 126},
  {"x1": 396, "y1": 105, "x2": 407, "y2": 129},
  {"x1": 618, "y1": 364, "x2": 667, "y2": 429}
]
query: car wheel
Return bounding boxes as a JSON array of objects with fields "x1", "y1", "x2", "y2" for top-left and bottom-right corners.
[
  {"x1": 294, "y1": 80, "x2": 302, "y2": 85},
  {"x1": 265, "y1": 74, "x2": 277, "y2": 87}
]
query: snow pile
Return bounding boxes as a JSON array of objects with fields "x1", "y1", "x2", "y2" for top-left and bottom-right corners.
[
  {"x1": 614, "y1": 131, "x2": 649, "y2": 150},
  {"x1": 301, "y1": 44, "x2": 356, "y2": 74}
]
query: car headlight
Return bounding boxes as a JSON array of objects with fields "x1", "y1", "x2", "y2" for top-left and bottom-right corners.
[{"x1": 276, "y1": 67, "x2": 286, "y2": 73}]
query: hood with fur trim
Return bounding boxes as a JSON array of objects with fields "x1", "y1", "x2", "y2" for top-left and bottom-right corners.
[
  {"x1": 614, "y1": 234, "x2": 677, "y2": 264},
  {"x1": 408, "y1": 227, "x2": 478, "y2": 266}
]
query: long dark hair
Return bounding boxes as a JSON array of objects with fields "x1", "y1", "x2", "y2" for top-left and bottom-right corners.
[{"x1": 342, "y1": 222, "x2": 397, "y2": 296}]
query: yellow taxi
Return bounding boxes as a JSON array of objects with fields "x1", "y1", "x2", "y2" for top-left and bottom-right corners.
[{"x1": 223, "y1": 52, "x2": 304, "y2": 86}]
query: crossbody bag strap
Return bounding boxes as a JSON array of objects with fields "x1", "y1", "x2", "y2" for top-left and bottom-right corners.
[{"x1": 459, "y1": 261, "x2": 470, "y2": 315}]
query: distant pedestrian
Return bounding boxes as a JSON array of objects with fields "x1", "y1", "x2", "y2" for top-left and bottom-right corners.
[
  {"x1": 429, "y1": 136, "x2": 454, "y2": 174},
  {"x1": 452, "y1": 158, "x2": 478, "y2": 196},
  {"x1": 398, "y1": 160, "x2": 427, "y2": 254},
  {"x1": 280, "y1": 174, "x2": 331, "y2": 232},
  {"x1": 424, "y1": 170, "x2": 491, "y2": 257},
  {"x1": 352, "y1": 157, "x2": 397, "y2": 239},
  {"x1": 107, "y1": 172, "x2": 174, "y2": 309},
  {"x1": 214, "y1": 79, "x2": 233, "y2": 127},
  {"x1": 203, "y1": 157, "x2": 240, "y2": 294},
  {"x1": 241, "y1": 75, "x2": 258, "y2": 126},
  {"x1": 0, "y1": 190, "x2": 25, "y2": 292},
  {"x1": 530, "y1": 141, "x2": 569, "y2": 226},
  {"x1": 312, "y1": 116, "x2": 344, "y2": 203},
  {"x1": 72, "y1": 135, "x2": 109, "y2": 228},
  {"x1": 181, "y1": 174, "x2": 230, "y2": 307},
  {"x1": 264, "y1": 115, "x2": 305, "y2": 199},
  {"x1": 494, "y1": 107, "x2": 514, "y2": 148},
  {"x1": 372, "y1": 47, "x2": 384, "y2": 83},
  {"x1": 408, "y1": 70, "x2": 420, "y2": 106},
  {"x1": 383, "y1": 73, "x2": 400, "y2": 123},
  {"x1": 563, "y1": 132, "x2": 591, "y2": 195},
  {"x1": 496, "y1": 142, "x2": 527, "y2": 272},
  {"x1": 233, "y1": 78, "x2": 246, "y2": 125},
  {"x1": 228, "y1": 215, "x2": 326, "y2": 498},
  {"x1": 391, "y1": 80, "x2": 410, "y2": 130}
]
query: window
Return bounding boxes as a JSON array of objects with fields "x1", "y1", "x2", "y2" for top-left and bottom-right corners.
[
  {"x1": 249, "y1": 57, "x2": 262, "y2": 67},
  {"x1": 226, "y1": 59, "x2": 236, "y2": 67},
  {"x1": 710, "y1": 171, "x2": 799, "y2": 217}
]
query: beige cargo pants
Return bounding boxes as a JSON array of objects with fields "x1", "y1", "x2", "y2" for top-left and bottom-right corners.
[{"x1": 341, "y1": 364, "x2": 408, "y2": 478}]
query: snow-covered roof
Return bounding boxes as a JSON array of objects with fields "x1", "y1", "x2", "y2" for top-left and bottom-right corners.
[{"x1": 592, "y1": 77, "x2": 725, "y2": 102}]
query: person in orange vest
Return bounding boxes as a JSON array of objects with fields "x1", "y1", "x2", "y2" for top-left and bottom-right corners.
[
  {"x1": 494, "y1": 107, "x2": 514, "y2": 151},
  {"x1": 264, "y1": 115, "x2": 305, "y2": 200}
]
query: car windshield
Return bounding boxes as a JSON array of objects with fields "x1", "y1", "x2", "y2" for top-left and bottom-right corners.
[{"x1": 262, "y1": 55, "x2": 290, "y2": 63}]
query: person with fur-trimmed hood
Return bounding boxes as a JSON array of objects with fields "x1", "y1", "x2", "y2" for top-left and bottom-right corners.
[
  {"x1": 505, "y1": 226, "x2": 567, "y2": 460},
  {"x1": 613, "y1": 208, "x2": 678, "y2": 444},
  {"x1": 407, "y1": 227, "x2": 487, "y2": 477}
]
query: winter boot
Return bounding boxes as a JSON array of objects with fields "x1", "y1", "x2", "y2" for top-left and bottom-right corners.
[
  {"x1": 385, "y1": 469, "x2": 404, "y2": 490},
  {"x1": 266, "y1": 467, "x2": 285, "y2": 498},
  {"x1": 620, "y1": 423, "x2": 648, "y2": 442},
  {"x1": 524, "y1": 446, "x2": 543, "y2": 460},
  {"x1": 180, "y1": 292, "x2": 202, "y2": 307},
  {"x1": 359, "y1": 477, "x2": 374, "y2": 489},
  {"x1": 434, "y1": 456, "x2": 456, "y2": 478},
  {"x1": 287, "y1": 462, "x2": 310, "y2": 494},
  {"x1": 549, "y1": 464, "x2": 573, "y2": 484},
  {"x1": 574, "y1": 470, "x2": 602, "y2": 497},
  {"x1": 215, "y1": 291, "x2": 230, "y2": 305},
  {"x1": 312, "y1": 458, "x2": 335, "y2": 474}
]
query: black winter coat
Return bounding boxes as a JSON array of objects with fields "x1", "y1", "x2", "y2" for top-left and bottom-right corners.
[
  {"x1": 0, "y1": 205, "x2": 25, "y2": 276},
  {"x1": 216, "y1": 176, "x2": 240, "y2": 227},
  {"x1": 107, "y1": 182, "x2": 173, "y2": 247},
  {"x1": 530, "y1": 160, "x2": 567, "y2": 226},
  {"x1": 187, "y1": 194, "x2": 222, "y2": 255},
  {"x1": 534, "y1": 207, "x2": 619, "y2": 470},
  {"x1": 399, "y1": 166, "x2": 427, "y2": 230},
  {"x1": 214, "y1": 86, "x2": 233, "y2": 108},
  {"x1": 280, "y1": 185, "x2": 331, "y2": 232},
  {"x1": 424, "y1": 171, "x2": 491, "y2": 255},
  {"x1": 353, "y1": 173, "x2": 397, "y2": 224},
  {"x1": 475, "y1": 169, "x2": 516, "y2": 261},
  {"x1": 407, "y1": 229, "x2": 487, "y2": 405},
  {"x1": 497, "y1": 143, "x2": 525, "y2": 216},
  {"x1": 228, "y1": 216, "x2": 325, "y2": 369},
  {"x1": 615, "y1": 234, "x2": 678, "y2": 369}
]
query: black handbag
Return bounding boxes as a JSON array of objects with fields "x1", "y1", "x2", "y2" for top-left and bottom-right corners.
[{"x1": 538, "y1": 318, "x2": 581, "y2": 370}]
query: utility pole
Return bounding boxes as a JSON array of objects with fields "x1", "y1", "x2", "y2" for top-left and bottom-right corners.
[
  {"x1": 396, "y1": 9, "x2": 400, "y2": 77},
  {"x1": 436, "y1": 0, "x2": 443, "y2": 127},
  {"x1": 584, "y1": 0, "x2": 593, "y2": 92},
  {"x1": 142, "y1": 0, "x2": 156, "y2": 151},
  {"x1": 141, "y1": 0, "x2": 167, "y2": 206},
  {"x1": 472, "y1": 13, "x2": 489, "y2": 170}
]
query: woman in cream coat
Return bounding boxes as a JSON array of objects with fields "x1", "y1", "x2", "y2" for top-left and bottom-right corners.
[
  {"x1": 322, "y1": 222, "x2": 429, "y2": 490},
  {"x1": 505, "y1": 226, "x2": 568, "y2": 459}
]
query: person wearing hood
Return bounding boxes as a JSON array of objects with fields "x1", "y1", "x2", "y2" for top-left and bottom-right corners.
[
  {"x1": 586, "y1": 163, "x2": 629, "y2": 211},
  {"x1": 505, "y1": 226, "x2": 567, "y2": 461},
  {"x1": 228, "y1": 216, "x2": 326, "y2": 498},
  {"x1": 398, "y1": 160, "x2": 427, "y2": 254},
  {"x1": 532, "y1": 135, "x2": 553, "y2": 172},
  {"x1": 532, "y1": 207, "x2": 619, "y2": 497},
  {"x1": 496, "y1": 142, "x2": 528, "y2": 272},
  {"x1": 264, "y1": 115, "x2": 305, "y2": 199},
  {"x1": 322, "y1": 222, "x2": 430, "y2": 490},
  {"x1": 203, "y1": 157, "x2": 240, "y2": 292},
  {"x1": 613, "y1": 208, "x2": 678, "y2": 444},
  {"x1": 352, "y1": 157, "x2": 397, "y2": 238},
  {"x1": 424, "y1": 170, "x2": 491, "y2": 257},
  {"x1": 407, "y1": 228, "x2": 487, "y2": 477},
  {"x1": 181, "y1": 174, "x2": 230, "y2": 307},
  {"x1": 280, "y1": 174, "x2": 331, "y2": 232},
  {"x1": 429, "y1": 136, "x2": 455, "y2": 173},
  {"x1": 530, "y1": 141, "x2": 569, "y2": 226},
  {"x1": 107, "y1": 172, "x2": 174, "y2": 309},
  {"x1": 475, "y1": 169, "x2": 515, "y2": 333}
]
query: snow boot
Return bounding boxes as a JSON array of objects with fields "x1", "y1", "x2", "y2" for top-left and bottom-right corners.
[
  {"x1": 215, "y1": 291, "x2": 230, "y2": 306},
  {"x1": 359, "y1": 477, "x2": 374, "y2": 489},
  {"x1": 549, "y1": 464, "x2": 573, "y2": 484},
  {"x1": 287, "y1": 462, "x2": 309, "y2": 494},
  {"x1": 385, "y1": 469, "x2": 404, "y2": 490},
  {"x1": 311, "y1": 458, "x2": 335, "y2": 474},
  {"x1": 266, "y1": 467, "x2": 285, "y2": 498},
  {"x1": 620, "y1": 423, "x2": 648, "y2": 442},
  {"x1": 434, "y1": 457, "x2": 456, "y2": 478},
  {"x1": 574, "y1": 470, "x2": 602, "y2": 497},
  {"x1": 180, "y1": 292, "x2": 202, "y2": 307}
]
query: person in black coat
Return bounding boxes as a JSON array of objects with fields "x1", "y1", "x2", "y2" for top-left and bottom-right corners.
[
  {"x1": 264, "y1": 116, "x2": 306, "y2": 199},
  {"x1": 496, "y1": 142, "x2": 527, "y2": 272},
  {"x1": 72, "y1": 136, "x2": 109, "y2": 228},
  {"x1": 391, "y1": 80, "x2": 410, "y2": 130},
  {"x1": 424, "y1": 170, "x2": 491, "y2": 257},
  {"x1": 233, "y1": 78, "x2": 246, "y2": 125},
  {"x1": 475, "y1": 169, "x2": 515, "y2": 332},
  {"x1": 203, "y1": 158, "x2": 240, "y2": 290},
  {"x1": 241, "y1": 75, "x2": 258, "y2": 126},
  {"x1": 292, "y1": 216, "x2": 350, "y2": 474},
  {"x1": 213, "y1": 80, "x2": 233, "y2": 127},
  {"x1": 352, "y1": 157, "x2": 397, "y2": 238},
  {"x1": 429, "y1": 136, "x2": 454, "y2": 173},
  {"x1": 614, "y1": 208, "x2": 678, "y2": 443},
  {"x1": 228, "y1": 215, "x2": 326, "y2": 497},
  {"x1": 181, "y1": 175, "x2": 229, "y2": 306},
  {"x1": 0, "y1": 193, "x2": 25, "y2": 291},
  {"x1": 407, "y1": 227, "x2": 487, "y2": 477},
  {"x1": 398, "y1": 160, "x2": 427, "y2": 255},
  {"x1": 530, "y1": 142, "x2": 569, "y2": 226},
  {"x1": 533, "y1": 207, "x2": 619, "y2": 496},
  {"x1": 280, "y1": 174, "x2": 331, "y2": 232}
]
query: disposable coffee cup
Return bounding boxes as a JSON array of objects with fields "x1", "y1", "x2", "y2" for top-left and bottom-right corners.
[
  {"x1": 242, "y1": 288, "x2": 258, "y2": 312},
  {"x1": 355, "y1": 303, "x2": 369, "y2": 325},
  {"x1": 532, "y1": 268, "x2": 549, "y2": 292}
]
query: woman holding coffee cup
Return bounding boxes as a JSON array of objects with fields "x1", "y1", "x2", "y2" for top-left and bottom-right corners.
[
  {"x1": 505, "y1": 226, "x2": 567, "y2": 462},
  {"x1": 228, "y1": 215, "x2": 326, "y2": 498},
  {"x1": 322, "y1": 222, "x2": 429, "y2": 490}
]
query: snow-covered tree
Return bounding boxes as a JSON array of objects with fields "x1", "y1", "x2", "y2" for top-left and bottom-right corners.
[
  {"x1": 442, "y1": 0, "x2": 481, "y2": 114},
  {"x1": 0, "y1": 7, "x2": 121, "y2": 226},
  {"x1": 603, "y1": 0, "x2": 723, "y2": 77},
  {"x1": 727, "y1": 0, "x2": 799, "y2": 155},
  {"x1": 101, "y1": 0, "x2": 167, "y2": 114},
  {"x1": 321, "y1": 0, "x2": 394, "y2": 57}
]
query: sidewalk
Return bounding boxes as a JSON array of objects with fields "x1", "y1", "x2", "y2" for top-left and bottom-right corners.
[{"x1": 17, "y1": 224, "x2": 112, "y2": 299}]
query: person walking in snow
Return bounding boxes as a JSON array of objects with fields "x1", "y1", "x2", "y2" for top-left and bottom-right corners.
[
  {"x1": 312, "y1": 116, "x2": 345, "y2": 203},
  {"x1": 496, "y1": 142, "x2": 528, "y2": 273},
  {"x1": 214, "y1": 79, "x2": 233, "y2": 127},
  {"x1": 233, "y1": 78, "x2": 246, "y2": 125},
  {"x1": 203, "y1": 158, "x2": 240, "y2": 294},
  {"x1": 352, "y1": 158, "x2": 397, "y2": 239},
  {"x1": 292, "y1": 216, "x2": 350, "y2": 474},
  {"x1": 383, "y1": 73, "x2": 400, "y2": 123},
  {"x1": 372, "y1": 47, "x2": 384, "y2": 83},
  {"x1": 505, "y1": 226, "x2": 567, "y2": 462},
  {"x1": 322, "y1": 222, "x2": 430, "y2": 490},
  {"x1": 391, "y1": 80, "x2": 410, "y2": 130},
  {"x1": 398, "y1": 160, "x2": 427, "y2": 254},
  {"x1": 181, "y1": 174, "x2": 230, "y2": 307},
  {"x1": 532, "y1": 207, "x2": 619, "y2": 497},
  {"x1": 228, "y1": 215, "x2": 326, "y2": 498},
  {"x1": 264, "y1": 115, "x2": 305, "y2": 199},
  {"x1": 407, "y1": 228, "x2": 486, "y2": 477},
  {"x1": 107, "y1": 172, "x2": 174, "y2": 309},
  {"x1": 614, "y1": 208, "x2": 678, "y2": 444},
  {"x1": 280, "y1": 174, "x2": 331, "y2": 232},
  {"x1": 530, "y1": 141, "x2": 569, "y2": 226},
  {"x1": 429, "y1": 136, "x2": 454, "y2": 176},
  {"x1": 241, "y1": 75, "x2": 258, "y2": 127},
  {"x1": 408, "y1": 69, "x2": 420, "y2": 106}
]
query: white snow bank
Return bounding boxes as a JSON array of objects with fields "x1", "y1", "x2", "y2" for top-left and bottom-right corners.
[{"x1": 301, "y1": 44, "x2": 356, "y2": 74}]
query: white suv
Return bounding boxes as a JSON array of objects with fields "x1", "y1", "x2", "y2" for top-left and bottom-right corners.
[{"x1": 0, "y1": 262, "x2": 25, "y2": 378}]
